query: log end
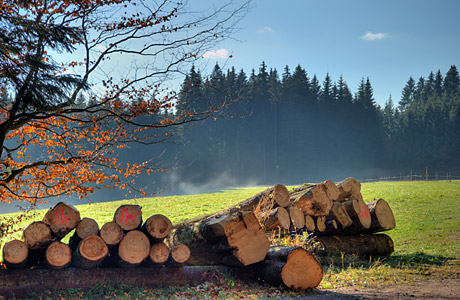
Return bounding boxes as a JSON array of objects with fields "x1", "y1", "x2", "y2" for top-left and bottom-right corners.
[
  {"x1": 114, "y1": 204, "x2": 143, "y2": 231},
  {"x1": 281, "y1": 248, "x2": 323, "y2": 290},
  {"x1": 373, "y1": 199, "x2": 396, "y2": 231},
  {"x1": 79, "y1": 235, "x2": 108, "y2": 262},
  {"x1": 2, "y1": 240, "x2": 28, "y2": 265},
  {"x1": 144, "y1": 214, "x2": 173, "y2": 240},
  {"x1": 149, "y1": 242, "x2": 170, "y2": 264},
  {"x1": 100, "y1": 222, "x2": 124, "y2": 246},
  {"x1": 23, "y1": 221, "x2": 54, "y2": 250},
  {"x1": 46, "y1": 242, "x2": 72, "y2": 268},
  {"x1": 43, "y1": 202, "x2": 81, "y2": 239},
  {"x1": 170, "y1": 244, "x2": 191, "y2": 264},
  {"x1": 76, "y1": 218, "x2": 99, "y2": 240},
  {"x1": 119, "y1": 230, "x2": 150, "y2": 265},
  {"x1": 272, "y1": 184, "x2": 291, "y2": 208}
]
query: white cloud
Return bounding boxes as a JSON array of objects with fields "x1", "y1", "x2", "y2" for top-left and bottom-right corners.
[
  {"x1": 202, "y1": 48, "x2": 229, "y2": 59},
  {"x1": 257, "y1": 26, "x2": 273, "y2": 34},
  {"x1": 361, "y1": 31, "x2": 389, "y2": 41}
]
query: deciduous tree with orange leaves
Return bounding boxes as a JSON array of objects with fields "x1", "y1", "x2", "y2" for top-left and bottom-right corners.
[{"x1": 0, "y1": 0, "x2": 249, "y2": 217}]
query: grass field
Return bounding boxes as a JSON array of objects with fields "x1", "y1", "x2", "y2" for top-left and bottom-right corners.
[{"x1": 1, "y1": 180, "x2": 459, "y2": 299}]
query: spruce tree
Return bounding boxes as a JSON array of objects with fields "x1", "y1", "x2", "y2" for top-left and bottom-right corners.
[
  {"x1": 399, "y1": 76, "x2": 415, "y2": 110},
  {"x1": 443, "y1": 65, "x2": 460, "y2": 98}
]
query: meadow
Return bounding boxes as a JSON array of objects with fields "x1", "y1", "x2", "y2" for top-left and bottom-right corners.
[{"x1": 1, "y1": 180, "x2": 459, "y2": 299}]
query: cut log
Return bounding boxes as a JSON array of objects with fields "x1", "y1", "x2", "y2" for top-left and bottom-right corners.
[
  {"x1": 2, "y1": 240, "x2": 28, "y2": 269},
  {"x1": 342, "y1": 199, "x2": 361, "y2": 217},
  {"x1": 287, "y1": 206, "x2": 305, "y2": 230},
  {"x1": 99, "y1": 221, "x2": 124, "y2": 246},
  {"x1": 166, "y1": 211, "x2": 270, "y2": 266},
  {"x1": 142, "y1": 214, "x2": 172, "y2": 242},
  {"x1": 69, "y1": 217, "x2": 99, "y2": 250},
  {"x1": 45, "y1": 241, "x2": 71, "y2": 269},
  {"x1": 258, "y1": 246, "x2": 323, "y2": 290},
  {"x1": 259, "y1": 207, "x2": 290, "y2": 231},
  {"x1": 117, "y1": 230, "x2": 150, "y2": 268},
  {"x1": 72, "y1": 235, "x2": 108, "y2": 269},
  {"x1": 217, "y1": 184, "x2": 290, "y2": 218},
  {"x1": 364, "y1": 199, "x2": 396, "y2": 233},
  {"x1": 23, "y1": 221, "x2": 54, "y2": 250},
  {"x1": 335, "y1": 199, "x2": 372, "y2": 235},
  {"x1": 305, "y1": 215, "x2": 316, "y2": 232},
  {"x1": 315, "y1": 216, "x2": 326, "y2": 233},
  {"x1": 326, "y1": 202, "x2": 352, "y2": 229},
  {"x1": 113, "y1": 204, "x2": 143, "y2": 231},
  {"x1": 322, "y1": 180, "x2": 340, "y2": 201},
  {"x1": 169, "y1": 244, "x2": 191, "y2": 266},
  {"x1": 148, "y1": 242, "x2": 170, "y2": 265},
  {"x1": 290, "y1": 183, "x2": 332, "y2": 216},
  {"x1": 336, "y1": 177, "x2": 362, "y2": 201},
  {"x1": 43, "y1": 202, "x2": 81, "y2": 239},
  {"x1": 306, "y1": 234, "x2": 395, "y2": 258}
]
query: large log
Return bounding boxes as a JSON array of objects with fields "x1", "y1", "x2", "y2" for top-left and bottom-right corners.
[
  {"x1": 290, "y1": 183, "x2": 332, "y2": 216},
  {"x1": 306, "y1": 234, "x2": 395, "y2": 258},
  {"x1": 335, "y1": 199, "x2": 372, "y2": 235},
  {"x1": 2, "y1": 240, "x2": 28, "y2": 269},
  {"x1": 45, "y1": 241, "x2": 72, "y2": 269},
  {"x1": 69, "y1": 217, "x2": 99, "y2": 250},
  {"x1": 148, "y1": 242, "x2": 170, "y2": 265},
  {"x1": 166, "y1": 211, "x2": 270, "y2": 266},
  {"x1": 142, "y1": 214, "x2": 172, "y2": 242},
  {"x1": 257, "y1": 246, "x2": 323, "y2": 290},
  {"x1": 336, "y1": 177, "x2": 363, "y2": 201},
  {"x1": 305, "y1": 215, "x2": 316, "y2": 232},
  {"x1": 99, "y1": 221, "x2": 124, "y2": 247},
  {"x1": 72, "y1": 235, "x2": 108, "y2": 269},
  {"x1": 216, "y1": 184, "x2": 290, "y2": 217},
  {"x1": 326, "y1": 202, "x2": 352, "y2": 229},
  {"x1": 117, "y1": 230, "x2": 150, "y2": 268},
  {"x1": 113, "y1": 204, "x2": 143, "y2": 231},
  {"x1": 43, "y1": 202, "x2": 81, "y2": 239},
  {"x1": 259, "y1": 206, "x2": 290, "y2": 231},
  {"x1": 364, "y1": 199, "x2": 396, "y2": 233},
  {"x1": 23, "y1": 221, "x2": 55, "y2": 250},
  {"x1": 287, "y1": 205, "x2": 305, "y2": 230},
  {"x1": 322, "y1": 180, "x2": 340, "y2": 201}
]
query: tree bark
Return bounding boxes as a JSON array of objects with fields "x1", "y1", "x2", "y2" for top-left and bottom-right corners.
[
  {"x1": 259, "y1": 206, "x2": 290, "y2": 231},
  {"x1": 166, "y1": 211, "x2": 270, "y2": 266},
  {"x1": 113, "y1": 204, "x2": 143, "y2": 231},
  {"x1": 23, "y1": 221, "x2": 55, "y2": 250},
  {"x1": 69, "y1": 217, "x2": 100, "y2": 250},
  {"x1": 2, "y1": 240, "x2": 28, "y2": 269},
  {"x1": 363, "y1": 199, "x2": 396, "y2": 233},
  {"x1": 257, "y1": 246, "x2": 323, "y2": 290},
  {"x1": 72, "y1": 235, "x2": 108, "y2": 269},
  {"x1": 99, "y1": 221, "x2": 124, "y2": 247},
  {"x1": 306, "y1": 234, "x2": 395, "y2": 258},
  {"x1": 117, "y1": 230, "x2": 150, "y2": 268},
  {"x1": 45, "y1": 241, "x2": 71, "y2": 269},
  {"x1": 43, "y1": 202, "x2": 80, "y2": 239},
  {"x1": 290, "y1": 183, "x2": 332, "y2": 216},
  {"x1": 142, "y1": 214, "x2": 172, "y2": 242}
]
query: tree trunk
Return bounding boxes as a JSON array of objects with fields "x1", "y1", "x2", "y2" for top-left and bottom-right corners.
[
  {"x1": 168, "y1": 244, "x2": 191, "y2": 266},
  {"x1": 69, "y1": 217, "x2": 100, "y2": 250},
  {"x1": 306, "y1": 234, "x2": 395, "y2": 258},
  {"x1": 166, "y1": 211, "x2": 270, "y2": 266},
  {"x1": 43, "y1": 202, "x2": 81, "y2": 239},
  {"x1": 257, "y1": 246, "x2": 323, "y2": 290},
  {"x1": 290, "y1": 183, "x2": 332, "y2": 216},
  {"x1": 99, "y1": 221, "x2": 124, "y2": 247},
  {"x1": 113, "y1": 204, "x2": 143, "y2": 231},
  {"x1": 322, "y1": 180, "x2": 340, "y2": 201},
  {"x1": 23, "y1": 221, "x2": 55, "y2": 250},
  {"x1": 2, "y1": 240, "x2": 28, "y2": 269},
  {"x1": 336, "y1": 177, "x2": 362, "y2": 201},
  {"x1": 287, "y1": 205, "x2": 305, "y2": 230},
  {"x1": 117, "y1": 230, "x2": 150, "y2": 268},
  {"x1": 363, "y1": 199, "x2": 396, "y2": 233},
  {"x1": 45, "y1": 241, "x2": 71, "y2": 269},
  {"x1": 259, "y1": 206, "x2": 290, "y2": 231},
  {"x1": 148, "y1": 242, "x2": 170, "y2": 265},
  {"x1": 72, "y1": 235, "x2": 108, "y2": 269},
  {"x1": 216, "y1": 184, "x2": 290, "y2": 217},
  {"x1": 326, "y1": 202, "x2": 352, "y2": 229},
  {"x1": 142, "y1": 214, "x2": 172, "y2": 242}
]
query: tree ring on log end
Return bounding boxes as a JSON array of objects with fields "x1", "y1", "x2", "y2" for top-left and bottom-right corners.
[
  {"x1": 46, "y1": 242, "x2": 71, "y2": 267},
  {"x1": 171, "y1": 244, "x2": 191, "y2": 264},
  {"x1": 76, "y1": 218, "x2": 99, "y2": 239},
  {"x1": 119, "y1": 230, "x2": 150, "y2": 264},
  {"x1": 144, "y1": 214, "x2": 172, "y2": 240},
  {"x1": 272, "y1": 184, "x2": 291, "y2": 207},
  {"x1": 100, "y1": 222, "x2": 124, "y2": 246},
  {"x1": 23, "y1": 221, "x2": 54, "y2": 249},
  {"x1": 79, "y1": 235, "x2": 108, "y2": 261},
  {"x1": 281, "y1": 248, "x2": 323, "y2": 290},
  {"x1": 374, "y1": 199, "x2": 396, "y2": 230},
  {"x1": 3, "y1": 240, "x2": 28, "y2": 264},
  {"x1": 149, "y1": 242, "x2": 170, "y2": 264}
]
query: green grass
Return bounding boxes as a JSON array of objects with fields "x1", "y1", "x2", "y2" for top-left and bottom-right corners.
[{"x1": 1, "y1": 180, "x2": 460, "y2": 298}]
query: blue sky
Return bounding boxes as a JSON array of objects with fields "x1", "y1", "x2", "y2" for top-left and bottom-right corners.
[{"x1": 200, "y1": 0, "x2": 460, "y2": 105}]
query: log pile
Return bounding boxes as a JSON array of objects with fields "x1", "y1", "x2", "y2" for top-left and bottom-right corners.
[{"x1": 2, "y1": 202, "x2": 187, "y2": 270}]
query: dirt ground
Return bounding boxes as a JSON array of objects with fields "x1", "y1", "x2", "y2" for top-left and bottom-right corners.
[{"x1": 304, "y1": 278, "x2": 460, "y2": 299}]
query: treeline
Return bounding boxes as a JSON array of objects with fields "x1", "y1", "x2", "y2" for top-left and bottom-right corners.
[{"x1": 172, "y1": 63, "x2": 460, "y2": 186}]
